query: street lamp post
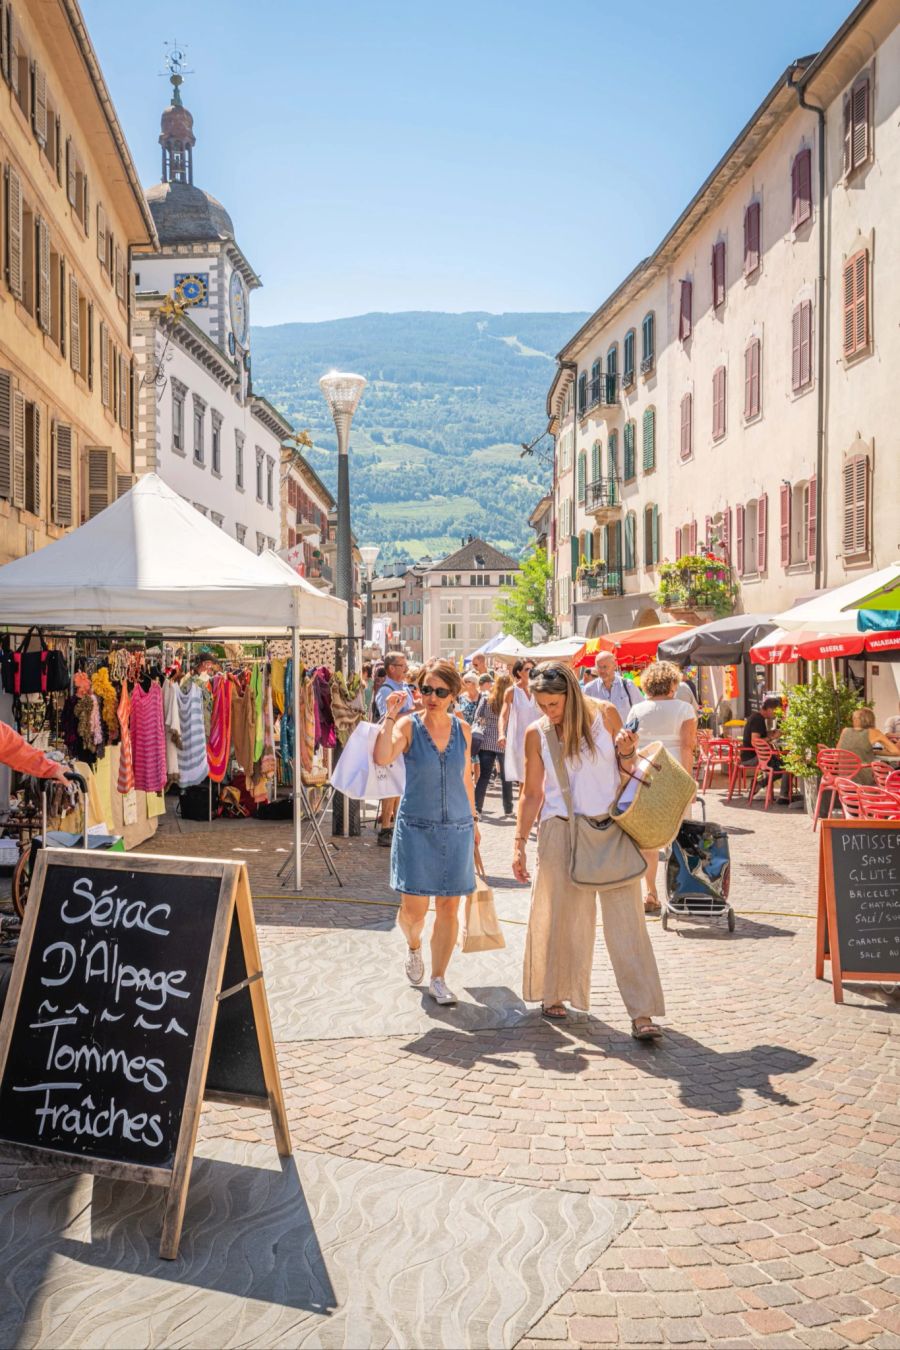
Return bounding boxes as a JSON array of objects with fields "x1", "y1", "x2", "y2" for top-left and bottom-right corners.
[
  {"x1": 360, "y1": 545, "x2": 380, "y2": 644},
  {"x1": 319, "y1": 371, "x2": 366, "y2": 838}
]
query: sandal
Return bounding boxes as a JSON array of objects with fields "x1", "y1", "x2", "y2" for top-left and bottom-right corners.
[
  {"x1": 631, "y1": 1019, "x2": 663, "y2": 1041},
  {"x1": 541, "y1": 1002, "x2": 568, "y2": 1020},
  {"x1": 644, "y1": 893, "x2": 661, "y2": 914}
]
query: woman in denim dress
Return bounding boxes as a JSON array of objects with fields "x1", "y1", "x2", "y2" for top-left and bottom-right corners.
[{"x1": 374, "y1": 659, "x2": 479, "y2": 1005}]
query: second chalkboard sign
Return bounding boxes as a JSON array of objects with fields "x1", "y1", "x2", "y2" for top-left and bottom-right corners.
[
  {"x1": 0, "y1": 849, "x2": 291, "y2": 1257},
  {"x1": 816, "y1": 819, "x2": 900, "y2": 1002}
]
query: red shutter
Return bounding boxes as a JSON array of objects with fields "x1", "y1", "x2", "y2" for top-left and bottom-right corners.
[
  {"x1": 722, "y1": 505, "x2": 731, "y2": 558},
  {"x1": 780, "y1": 483, "x2": 791, "y2": 567},
  {"x1": 680, "y1": 392, "x2": 692, "y2": 460},
  {"x1": 792, "y1": 149, "x2": 812, "y2": 228},
  {"x1": 791, "y1": 154, "x2": 800, "y2": 227},
  {"x1": 843, "y1": 256, "x2": 856, "y2": 355},
  {"x1": 791, "y1": 306, "x2": 801, "y2": 391},
  {"x1": 843, "y1": 94, "x2": 853, "y2": 174},
  {"x1": 712, "y1": 241, "x2": 725, "y2": 308},
  {"x1": 854, "y1": 251, "x2": 868, "y2": 352},
  {"x1": 735, "y1": 504, "x2": 745, "y2": 576},
  {"x1": 744, "y1": 202, "x2": 760, "y2": 275},
  {"x1": 675, "y1": 526, "x2": 683, "y2": 560},
  {"x1": 689, "y1": 520, "x2": 698, "y2": 554},
  {"x1": 807, "y1": 474, "x2": 817, "y2": 564},
  {"x1": 800, "y1": 301, "x2": 812, "y2": 387},
  {"x1": 743, "y1": 344, "x2": 753, "y2": 417},
  {"x1": 712, "y1": 365, "x2": 726, "y2": 440},
  {"x1": 757, "y1": 493, "x2": 768, "y2": 572},
  {"x1": 679, "y1": 280, "x2": 692, "y2": 341}
]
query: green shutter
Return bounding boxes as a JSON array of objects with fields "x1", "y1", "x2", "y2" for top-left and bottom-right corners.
[
  {"x1": 642, "y1": 408, "x2": 655, "y2": 471},
  {"x1": 585, "y1": 531, "x2": 593, "y2": 563},
  {"x1": 570, "y1": 532, "x2": 579, "y2": 574},
  {"x1": 651, "y1": 504, "x2": 659, "y2": 563},
  {"x1": 577, "y1": 451, "x2": 586, "y2": 503},
  {"x1": 624, "y1": 421, "x2": 635, "y2": 480},
  {"x1": 625, "y1": 512, "x2": 635, "y2": 570},
  {"x1": 591, "y1": 440, "x2": 601, "y2": 481},
  {"x1": 608, "y1": 430, "x2": 618, "y2": 482}
]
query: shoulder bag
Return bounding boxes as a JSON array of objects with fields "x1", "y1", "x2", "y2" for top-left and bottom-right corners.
[
  {"x1": 539, "y1": 716, "x2": 646, "y2": 891},
  {"x1": 1, "y1": 627, "x2": 69, "y2": 696},
  {"x1": 611, "y1": 739, "x2": 696, "y2": 850}
]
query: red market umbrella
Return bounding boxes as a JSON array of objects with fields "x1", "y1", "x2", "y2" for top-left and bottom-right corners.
[
  {"x1": 749, "y1": 628, "x2": 900, "y2": 664},
  {"x1": 574, "y1": 623, "x2": 694, "y2": 669}
]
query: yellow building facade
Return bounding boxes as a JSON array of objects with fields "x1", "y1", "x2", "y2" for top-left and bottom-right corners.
[{"x1": 0, "y1": 0, "x2": 155, "y2": 564}]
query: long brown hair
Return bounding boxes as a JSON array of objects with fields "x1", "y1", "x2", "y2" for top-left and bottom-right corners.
[
  {"x1": 529, "y1": 662, "x2": 600, "y2": 763},
  {"x1": 488, "y1": 671, "x2": 511, "y2": 714}
]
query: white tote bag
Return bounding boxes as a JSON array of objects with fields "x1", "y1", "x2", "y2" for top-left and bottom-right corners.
[{"x1": 330, "y1": 721, "x2": 406, "y2": 801}]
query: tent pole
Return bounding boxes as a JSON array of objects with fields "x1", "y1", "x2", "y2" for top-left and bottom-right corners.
[{"x1": 292, "y1": 623, "x2": 302, "y2": 891}]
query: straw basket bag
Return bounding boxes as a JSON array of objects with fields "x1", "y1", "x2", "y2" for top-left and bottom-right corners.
[{"x1": 612, "y1": 740, "x2": 696, "y2": 851}]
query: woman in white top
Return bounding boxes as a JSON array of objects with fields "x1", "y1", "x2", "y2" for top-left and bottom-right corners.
[
  {"x1": 628, "y1": 661, "x2": 698, "y2": 913},
  {"x1": 499, "y1": 658, "x2": 539, "y2": 783},
  {"x1": 512, "y1": 663, "x2": 665, "y2": 1039}
]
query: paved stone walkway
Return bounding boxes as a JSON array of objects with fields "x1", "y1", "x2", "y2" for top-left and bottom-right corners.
[{"x1": 2, "y1": 778, "x2": 899, "y2": 1347}]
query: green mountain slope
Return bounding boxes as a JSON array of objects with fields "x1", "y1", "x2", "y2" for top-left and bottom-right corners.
[{"x1": 249, "y1": 310, "x2": 588, "y2": 564}]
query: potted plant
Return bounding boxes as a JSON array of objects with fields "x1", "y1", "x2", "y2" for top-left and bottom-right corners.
[
  {"x1": 655, "y1": 553, "x2": 737, "y2": 618},
  {"x1": 778, "y1": 674, "x2": 868, "y2": 813}
]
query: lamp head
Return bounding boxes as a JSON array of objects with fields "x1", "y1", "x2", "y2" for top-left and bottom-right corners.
[
  {"x1": 319, "y1": 370, "x2": 366, "y2": 455},
  {"x1": 360, "y1": 545, "x2": 380, "y2": 570}
]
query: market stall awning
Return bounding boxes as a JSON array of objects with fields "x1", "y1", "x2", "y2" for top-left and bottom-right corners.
[
  {"x1": 0, "y1": 474, "x2": 346, "y2": 635},
  {"x1": 749, "y1": 626, "x2": 900, "y2": 664},
  {"x1": 657, "y1": 613, "x2": 777, "y2": 667},
  {"x1": 775, "y1": 565, "x2": 900, "y2": 635},
  {"x1": 527, "y1": 636, "x2": 586, "y2": 661},
  {"x1": 574, "y1": 624, "x2": 693, "y2": 669},
  {"x1": 488, "y1": 634, "x2": 532, "y2": 661}
]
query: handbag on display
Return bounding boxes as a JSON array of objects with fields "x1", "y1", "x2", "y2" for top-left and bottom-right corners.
[
  {"x1": 1, "y1": 628, "x2": 69, "y2": 696},
  {"x1": 540, "y1": 716, "x2": 647, "y2": 891},
  {"x1": 611, "y1": 740, "x2": 696, "y2": 851},
  {"x1": 329, "y1": 719, "x2": 407, "y2": 801},
  {"x1": 459, "y1": 848, "x2": 505, "y2": 953}
]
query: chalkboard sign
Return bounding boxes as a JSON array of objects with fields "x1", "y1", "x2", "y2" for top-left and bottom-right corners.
[
  {"x1": 816, "y1": 819, "x2": 900, "y2": 1003},
  {"x1": 0, "y1": 850, "x2": 290, "y2": 1257}
]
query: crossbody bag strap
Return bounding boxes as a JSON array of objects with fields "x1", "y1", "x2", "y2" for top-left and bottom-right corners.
[{"x1": 539, "y1": 715, "x2": 579, "y2": 854}]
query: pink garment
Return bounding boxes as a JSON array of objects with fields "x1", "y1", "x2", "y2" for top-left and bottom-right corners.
[{"x1": 130, "y1": 681, "x2": 167, "y2": 792}]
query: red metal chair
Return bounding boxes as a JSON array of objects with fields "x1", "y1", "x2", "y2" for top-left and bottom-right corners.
[
  {"x1": 693, "y1": 729, "x2": 714, "y2": 784},
  {"x1": 747, "y1": 734, "x2": 792, "y2": 809},
  {"x1": 833, "y1": 777, "x2": 900, "y2": 821},
  {"x1": 811, "y1": 747, "x2": 862, "y2": 830},
  {"x1": 886, "y1": 770, "x2": 900, "y2": 795},
  {"x1": 871, "y1": 761, "x2": 893, "y2": 789},
  {"x1": 699, "y1": 738, "x2": 734, "y2": 792}
]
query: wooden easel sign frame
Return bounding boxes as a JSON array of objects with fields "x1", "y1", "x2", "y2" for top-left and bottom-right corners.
[
  {"x1": 0, "y1": 849, "x2": 291, "y2": 1258},
  {"x1": 816, "y1": 818, "x2": 900, "y2": 1003}
]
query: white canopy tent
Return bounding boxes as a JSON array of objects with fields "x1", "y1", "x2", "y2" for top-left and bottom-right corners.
[
  {"x1": 0, "y1": 475, "x2": 348, "y2": 887},
  {"x1": 487, "y1": 634, "x2": 532, "y2": 662},
  {"x1": 773, "y1": 565, "x2": 900, "y2": 636},
  {"x1": 526, "y1": 636, "x2": 585, "y2": 661}
]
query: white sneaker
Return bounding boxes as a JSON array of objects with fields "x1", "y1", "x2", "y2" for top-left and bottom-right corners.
[
  {"x1": 405, "y1": 947, "x2": 425, "y2": 985},
  {"x1": 429, "y1": 977, "x2": 457, "y2": 1006}
]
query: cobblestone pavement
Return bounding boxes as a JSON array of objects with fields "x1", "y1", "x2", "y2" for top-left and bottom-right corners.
[{"x1": 6, "y1": 778, "x2": 899, "y2": 1348}]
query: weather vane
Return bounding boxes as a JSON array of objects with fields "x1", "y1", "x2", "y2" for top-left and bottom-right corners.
[{"x1": 161, "y1": 40, "x2": 193, "y2": 81}]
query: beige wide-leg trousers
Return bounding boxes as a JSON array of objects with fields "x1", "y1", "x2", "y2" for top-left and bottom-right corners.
[{"x1": 523, "y1": 817, "x2": 665, "y2": 1018}]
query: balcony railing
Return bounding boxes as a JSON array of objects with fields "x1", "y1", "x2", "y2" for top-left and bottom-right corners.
[
  {"x1": 576, "y1": 564, "x2": 625, "y2": 600},
  {"x1": 586, "y1": 476, "x2": 621, "y2": 514},
  {"x1": 579, "y1": 372, "x2": 619, "y2": 417}
]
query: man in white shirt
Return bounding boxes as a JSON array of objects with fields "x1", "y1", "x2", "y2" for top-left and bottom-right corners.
[{"x1": 583, "y1": 652, "x2": 641, "y2": 723}]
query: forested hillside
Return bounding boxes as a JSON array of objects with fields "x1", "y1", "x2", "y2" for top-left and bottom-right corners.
[{"x1": 250, "y1": 310, "x2": 588, "y2": 564}]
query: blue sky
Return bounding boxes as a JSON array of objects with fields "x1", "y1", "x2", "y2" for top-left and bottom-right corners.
[{"x1": 82, "y1": 0, "x2": 853, "y2": 326}]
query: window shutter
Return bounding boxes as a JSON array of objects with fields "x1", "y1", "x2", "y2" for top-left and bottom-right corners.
[
  {"x1": 744, "y1": 202, "x2": 760, "y2": 275},
  {"x1": 842, "y1": 455, "x2": 868, "y2": 555},
  {"x1": 114, "y1": 243, "x2": 125, "y2": 301},
  {"x1": 842, "y1": 95, "x2": 853, "y2": 174},
  {"x1": 757, "y1": 493, "x2": 768, "y2": 572},
  {"x1": 796, "y1": 149, "x2": 811, "y2": 227},
  {"x1": 87, "y1": 301, "x2": 94, "y2": 389},
  {"x1": 85, "y1": 446, "x2": 114, "y2": 519},
  {"x1": 675, "y1": 526, "x2": 682, "y2": 560},
  {"x1": 570, "y1": 532, "x2": 579, "y2": 575},
  {"x1": 735, "y1": 504, "x2": 745, "y2": 576},
  {"x1": 0, "y1": 368, "x2": 11, "y2": 500},
  {"x1": 69, "y1": 274, "x2": 80, "y2": 372},
  {"x1": 607, "y1": 430, "x2": 618, "y2": 480},
  {"x1": 800, "y1": 301, "x2": 812, "y2": 387},
  {"x1": 36, "y1": 216, "x2": 51, "y2": 333},
  {"x1": 32, "y1": 61, "x2": 47, "y2": 145},
  {"x1": 712, "y1": 241, "x2": 725, "y2": 308},
  {"x1": 651, "y1": 505, "x2": 659, "y2": 564},
  {"x1": 642, "y1": 407, "x2": 655, "y2": 471},
  {"x1": 100, "y1": 322, "x2": 109, "y2": 406},
  {"x1": 807, "y1": 473, "x2": 817, "y2": 564},
  {"x1": 854, "y1": 251, "x2": 867, "y2": 353},
  {"x1": 624, "y1": 421, "x2": 635, "y2": 479},
  {"x1": 722, "y1": 505, "x2": 731, "y2": 558},
  {"x1": 27, "y1": 401, "x2": 40, "y2": 515},
  {"x1": 577, "y1": 372, "x2": 586, "y2": 413},
  {"x1": 842, "y1": 256, "x2": 856, "y2": 355},
  {"x1": 851, "y1": 79, "x2": 869, "y2": 169},
  {"x1": 780, "y1": 483, "x2": 791, "y2": 567},
  {"x1": 7, "y1": 5, "x2": 16, "y2": 98},
  {"x1": 12, "y1": 389, "x2": 25, "y2": 508},
  {"x1": 744, "y1": 339, "x2": 760, "y2": 418},
  {"x1": 52, "y1": 421, "x2": 74, "y2": 526},
  {"x1": 96, "y1": 203, "x2": 107, "y2": 265},
  {"x1": 6, "y1": 164, "x2": 22, "y2": 300},
  {"x1": 625, "y1": 512, "x2": 635, "y2": 569},
  {"x1": 66, "y1": 137, "x2": 76, "y2": 205},
  {"x1": 679, "y1": 280, "x2": 692, "y2": 341},
  {"x1": 54, "y1": 113, "x2": 62, "y2": 184},
  {"x1": 791, "y1": 306, "x2": 802, "y2": 391},
  {"x1": 577, "y1": 451, "x2": 586, "y2": 503},
  {"x1": 116, "y1": 472, "x2": 136, "y2": 499},
  {"x1": 591, "y1": 440, "x2": 601, "y2": 481},
  {"x1": 0, "y1": 2, "x2": 8, "y2": 85},
  {"x1": 689, "y1": 520, "x2": 697, "y2": 554},
  {"x1": 680, "y1": 392, "x2": 692, "y2": 460}
]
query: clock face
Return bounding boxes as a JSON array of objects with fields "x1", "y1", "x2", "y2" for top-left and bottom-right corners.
[
  {"x1": 174, "y1": 272, "x2": 208, "y2": 307},
  {"x1": 229, "y1": 271, "x2": 248, "y2": 346}
]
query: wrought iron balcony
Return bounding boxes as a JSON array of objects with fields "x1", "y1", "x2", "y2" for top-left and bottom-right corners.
[
  {"x1": 577, "y1": 564, "x2": 625, "y2": 601},
  {"x1": 579, "y1": 372, "x2": 620, "y2": 418},
  {"x1": 586, "y1": 476, "x2": 622, "y2": 520}
]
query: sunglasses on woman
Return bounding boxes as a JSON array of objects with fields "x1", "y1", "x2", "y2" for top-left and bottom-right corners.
[{"x1": 421, "y1": 684, "x2": 452, "y2": 699}]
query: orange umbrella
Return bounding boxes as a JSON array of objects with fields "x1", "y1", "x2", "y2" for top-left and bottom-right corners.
[{"x1": 574, "y1": 623, "x2": 695, "y2": 669}]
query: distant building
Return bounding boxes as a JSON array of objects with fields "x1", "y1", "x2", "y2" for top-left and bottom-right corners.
[
  {"x1": 528, "y1": 494, "x2": 553, "y2": 552},
  {"x1": 131, "y1": 71, "x2": 286, "y2": 549},
  {"x1": 400, "y1": 564, "x2": 428, "y2": 662},
  {"x1": 421, "y1": 538, "x2": 520, "y2": 664},
  {"x1": 0, "y1": 0, "x2": 156, "y2": 561},
  {"x1": 369, "y1": 575, "x2": 402, "y2": 650},
  {"x1": 282, "y1": 447, "x2": 334, "y2": 589}
]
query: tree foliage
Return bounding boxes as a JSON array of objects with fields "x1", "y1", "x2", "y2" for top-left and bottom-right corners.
[
  {"x1": 494, "y1": 546, "x2": 555, "y2": 644},
  {"x1": 779, "y1": 674, "x2": 867, "y2": 780}
]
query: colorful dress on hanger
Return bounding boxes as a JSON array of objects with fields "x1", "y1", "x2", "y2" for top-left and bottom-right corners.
[
  {"x1": 162, "y1": 678, "x2": 182, "y2": 781},
  {"x1": 230, "y1": 674, "x2": 255, "y2": 778},
  {"x1": 251, "y1": 665, "x2": 265, "y2": 765},
  {"x1": 176, "y1": 682, "x2": 209, "y2": 787},
  {"x1": 207, "y1": 674, "x2": 232, "y2": 783},
  {"x1": 116, "y1": 682, "x2": 134, "y2": 795},
  {"x1": 130, "y1": 681, "x2": 167, "y2": 793}
]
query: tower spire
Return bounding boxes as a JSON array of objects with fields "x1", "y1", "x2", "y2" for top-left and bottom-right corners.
[{"x1": 159, "y1": 42, "x2": 195, "y2": 185}]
